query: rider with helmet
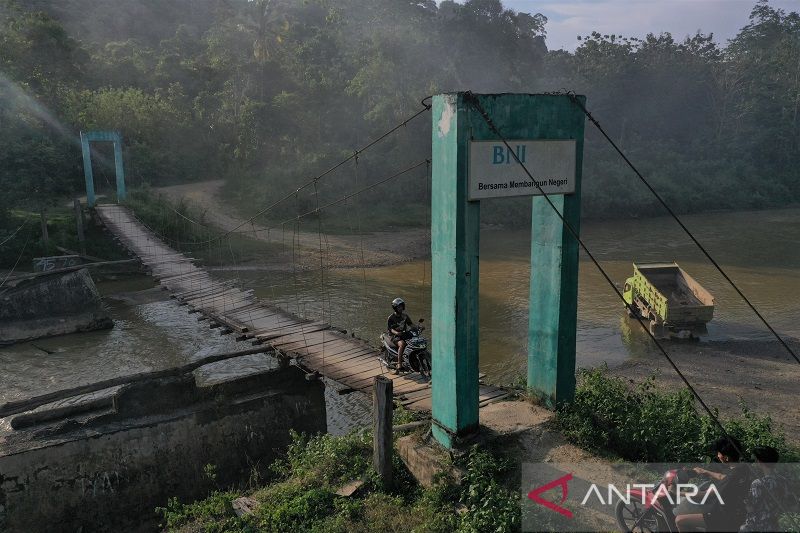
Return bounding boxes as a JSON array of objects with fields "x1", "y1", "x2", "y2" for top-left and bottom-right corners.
[{"x1": 388, "y1": 297, "x2": 414, "y2": 374}]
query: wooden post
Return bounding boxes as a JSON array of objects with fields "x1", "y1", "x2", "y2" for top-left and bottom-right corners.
[
  {"x1": 40, "y1": 208, "x2": 49, "y2": 249},
  {"x1": 373, "y1": 376, "x2": 393, "y2": 488},
  {"x1": 74, "y1": 198, "x2": 86, "y2": 255}
]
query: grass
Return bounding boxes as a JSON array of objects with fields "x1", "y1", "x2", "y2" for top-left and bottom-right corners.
[{"x1": 157, "y1": 405, "x2": 523, "y2": 533}]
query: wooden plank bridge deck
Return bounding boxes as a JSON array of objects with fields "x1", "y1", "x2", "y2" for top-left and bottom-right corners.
[{"x1": 95, "y1": 204, "x2": 510, "y2": 412}]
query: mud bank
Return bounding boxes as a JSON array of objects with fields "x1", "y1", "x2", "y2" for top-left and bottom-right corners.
[
  {"x1": 0, "y1": 358, "x2": 326, "y2": 532},
  {"x1": 0, "y1": 268, "x2": 112, "y2": 345}
]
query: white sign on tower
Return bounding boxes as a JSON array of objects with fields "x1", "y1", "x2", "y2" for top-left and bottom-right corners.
[{"x1": 468, "y1": 139, "x2": 576, "y2": 200}]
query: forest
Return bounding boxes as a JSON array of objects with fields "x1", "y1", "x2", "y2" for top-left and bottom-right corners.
[{"x1": 1, "y1": 0, "x2": 799, "y2": 230}]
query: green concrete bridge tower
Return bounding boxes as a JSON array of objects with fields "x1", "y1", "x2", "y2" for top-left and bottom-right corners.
[
  {"x1": 80, "y1": 130, "x2": 126, "y2": 207},
  {"x1": 430, "y1": 93, "x2": 585, "y2": 448}
]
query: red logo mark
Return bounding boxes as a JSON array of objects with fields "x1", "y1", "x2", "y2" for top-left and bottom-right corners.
[{"x1": 527, "y1": 472, "x2": 574, "y2": 518}]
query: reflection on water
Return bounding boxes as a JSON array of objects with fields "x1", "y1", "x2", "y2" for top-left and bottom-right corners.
[{"x1": 1, "y1": 207, "x2": 798, "y2": 415}]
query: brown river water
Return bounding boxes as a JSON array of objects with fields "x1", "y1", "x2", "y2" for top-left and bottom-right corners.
[{"x1": 2, "y1": 207, "x2": 798, "y2": 432}]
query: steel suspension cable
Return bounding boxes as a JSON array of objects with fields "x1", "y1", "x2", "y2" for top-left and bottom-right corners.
[
  {"x1": 130, "y1": 103, "x2": 432, "y2": 248},
  {"x1": 562, "y1": 91, "x2": 800, "y2": 366},
  {"x1": 464, "y1": 92, "x2": 736, "y2": 441},
  {"x1": 275, "y1": 159, "x2": 430, "y2": 228},
  {"x1": 192, "y1": 103, "x2": 433, "y2": 246},
  {"x1": 469, "y1": 99, "x2": 794, "y2": 513}
]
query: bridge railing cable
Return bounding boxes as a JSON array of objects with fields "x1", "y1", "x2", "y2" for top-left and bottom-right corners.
[
  {"x1": 556, "y1": 90, "x2": 800, "y2": 367},
  {"x1": 273, "y1": 159, "x2": 430, "y2": 228}
]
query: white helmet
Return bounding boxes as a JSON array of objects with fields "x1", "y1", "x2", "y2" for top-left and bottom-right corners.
[{"x1": 391, "y1": 297, "x2": 405, "y2": 311}]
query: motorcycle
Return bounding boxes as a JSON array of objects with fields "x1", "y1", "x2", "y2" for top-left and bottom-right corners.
[
  {"x1": 379, "y1": 318, "x2": 432, "y2": 377},
  {"x1": 615, "y1": 468, "x2": 710, "y2": 533}
]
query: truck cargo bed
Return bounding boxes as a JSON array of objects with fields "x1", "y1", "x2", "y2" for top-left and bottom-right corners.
[{"x1": 623, "y1": 262, "x2": 715, "y2": 338}]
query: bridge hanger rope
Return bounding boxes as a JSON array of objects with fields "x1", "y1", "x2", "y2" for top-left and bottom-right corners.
[
  {"x1": 468, "y1": 97, "x2": 797, "y2": 513},
  {"x1": 348, "y1": 156, "x2": 370, "y2": 325},
  {"x1": 554, "y1": 90, "x2": 800, "y2": 367},
  {"x1": 0, "y1": 223, "x2": 33, "y2": 290},
  {"x1": 148, "y1": 102, "x2": 433, "y2": 247},
  {"x1": 311, "y1": 177, "x2": 329, "y2": 371},
  {"x1": 420, "y1": 160, "x2": 432, "y2": 316},
  {"x1": 290, "y1": 192, "x2": 314, "y2": 357},
  {"x1": 273, "y1": 159, "x2": 430, "y2": 229},
  {"x1": 464, "y1": 92, "x2": 742, "y2": 447}
]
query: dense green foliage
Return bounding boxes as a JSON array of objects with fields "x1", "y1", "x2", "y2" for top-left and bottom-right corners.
[
  {"x1": 1, "y1": 0, "x2": 799, "y2": 231},
  {"x1": 557, "y1": 367, "x2": 799, "y2": 463}
]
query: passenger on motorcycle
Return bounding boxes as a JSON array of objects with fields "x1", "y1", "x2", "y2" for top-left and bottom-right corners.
[
  {"x1": 387, "y1": 297, "x2": 414, "y2": 374},
  {"x1": 674, "y1": 436, "x2": 750, "y2": 532}
]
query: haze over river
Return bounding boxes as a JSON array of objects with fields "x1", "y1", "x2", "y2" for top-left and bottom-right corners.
[{"x1": 2, "y1": 207, "x2": 798, "y2": 418}]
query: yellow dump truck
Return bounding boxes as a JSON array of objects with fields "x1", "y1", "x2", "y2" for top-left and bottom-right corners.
[{"x1": 622, "y1": 262, "x2": 714, "y2": 339}]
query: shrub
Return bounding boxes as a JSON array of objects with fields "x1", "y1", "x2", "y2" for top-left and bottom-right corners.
[
  {"x1": 557, "y1": 368, "x2": 799, "y2": 463},
  {"x1": 274, "y1": 429, "x2": 373, "y2": 487},
  {"x1": 157, "y1": 491, "x2": 248, "y2": 532}
]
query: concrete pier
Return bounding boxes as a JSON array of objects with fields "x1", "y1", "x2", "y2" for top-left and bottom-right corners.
[{"x1": 0, "y1": 268, "x2": 112, "y2": 345}]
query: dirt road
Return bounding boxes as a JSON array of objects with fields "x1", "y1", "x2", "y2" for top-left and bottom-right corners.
[{"x1": 156, "y1": 180, "x2": 429, "y2": 269}]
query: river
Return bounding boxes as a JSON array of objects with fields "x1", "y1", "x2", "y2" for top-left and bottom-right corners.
[
  {"x1": 218, "y1": 206, "x2": 800, "y2": 383},
  {"x1": 1, "y1": 207, "x2": 798, "y2": 427}
]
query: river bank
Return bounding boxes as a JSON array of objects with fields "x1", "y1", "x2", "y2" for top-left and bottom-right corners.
[
  {"x1": 609, "y1": 338, "x2": 800, "y2": 443},
  {"x1": 158, "y1": 379, "x2": 799, "y2": 532}
]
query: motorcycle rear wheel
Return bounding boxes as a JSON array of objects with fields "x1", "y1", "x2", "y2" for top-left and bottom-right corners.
[
  {"x1": 614, "y1": 500, "x2": 662, "y2": 533},
  {"x1": 418, "y1": 351, "x2": 432, "y2": 378}
]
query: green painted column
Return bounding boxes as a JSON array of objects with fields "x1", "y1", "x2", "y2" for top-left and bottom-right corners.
[
  {"x1": 431, "y1": 93, "x2": 585, "y2": 447},
  {"x1": 527, "y1": 96, "x2": 586, "y2": 407},
  {"x1": 80, "y1": 132, "x2": 96, "y2": 208},
  {"x1": 431, "y1": 94, "x2": 480, "y2": 448},
  {"x1": 113, "y1": 134, "x2": 127, "y2": 202}
]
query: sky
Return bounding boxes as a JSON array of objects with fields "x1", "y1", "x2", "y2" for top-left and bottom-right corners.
[{"x1": 490, "y1": 0, "x2": 800, "y2": 50}]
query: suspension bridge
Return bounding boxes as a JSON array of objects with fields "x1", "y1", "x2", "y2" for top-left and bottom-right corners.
[
  {"x1": 4, "y1": 91, "x2": 798, "y2": 449},
  {"x1": 94, "y1": 203, "x2": 510, "y2": 412}
]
